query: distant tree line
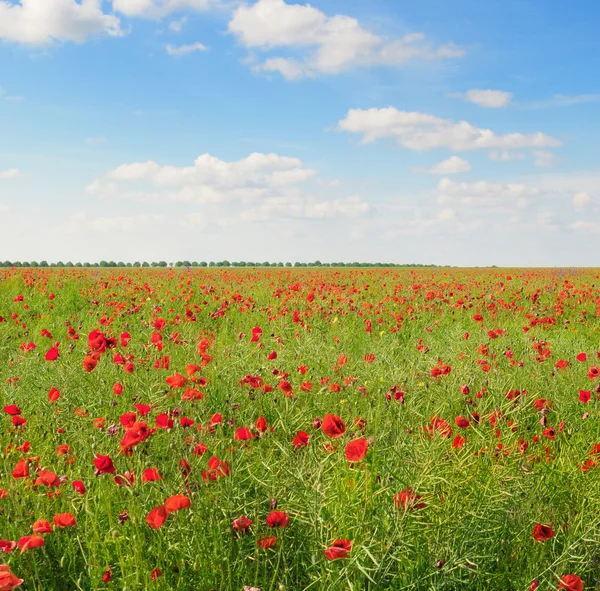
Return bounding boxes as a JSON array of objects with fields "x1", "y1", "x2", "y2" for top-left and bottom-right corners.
[{"x1": 0, "y1": 260, "x2": 446, "y2": 269}]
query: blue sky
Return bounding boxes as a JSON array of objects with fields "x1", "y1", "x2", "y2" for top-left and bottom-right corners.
[{"x1": 1, "y1": 0, "x2": 599, "y2": 265}]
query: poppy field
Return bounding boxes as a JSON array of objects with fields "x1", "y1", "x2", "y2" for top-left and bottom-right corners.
[{"x1": 1, "y1": 266, "x2": 600, "y2": 591}]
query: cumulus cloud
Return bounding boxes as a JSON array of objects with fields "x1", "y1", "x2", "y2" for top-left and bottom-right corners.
[
  {"x1": 168, "y1": 16, "x2": 187, "y2": 32},
  {"x1": 87, "y1": 151, "x2": 371, "y2": 221},
  {"x1": 0, "y1": 0, "x2": 122, "y2": 45},
  {"x1": 569, "y1": 220, "x2": 600, "y2": 233},
  {"x1": 228, "y1": 0, "x2": 464, "y2": 79},
  {"x1": 436, "y1": 177, "x2": 539, "y2": 209},
  {"x1": 0, "y1": 168, "x2": 22, "y2": 179},
  {"x1": 241, "y1": 194, "x2": 371, "y2": 222},
  {"x1": 112, "y1": 0, "x2": 217, "y2": 18},
  {"x1": 450, "y1": 89, "x2": 513, "y2": 108},
  {"x1": 533, "y1": 150, "x2": 557, "y2": 168},
  {"x1": 488, "y1": 150, "x2": 525, "y2": 161},
  {"x1": 427, "y1": 156, "x2": 471, "y2": 175},
  {"x1": 573, "y1": 192, "x2": 592, "y2": 210},
  {"x1": 338, "y1": 107, "x2": 560, "y2": 152},
  {"x1": 166, "y1": 41, "x2": 207, "y2": 55}
]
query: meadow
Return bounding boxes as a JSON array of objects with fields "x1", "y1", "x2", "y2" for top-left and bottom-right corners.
[{"x1": 0, "y1": 266, "x2": 599, "y2": 591}]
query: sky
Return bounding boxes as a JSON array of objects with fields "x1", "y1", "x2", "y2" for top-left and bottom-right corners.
[{"x1": 1, "y1": 0, "x2": 600, "y2": 266}]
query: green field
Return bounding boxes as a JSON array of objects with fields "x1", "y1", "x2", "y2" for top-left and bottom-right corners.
[{"x1": 0, "y1": 267, "x2": 598, "y2": 591}]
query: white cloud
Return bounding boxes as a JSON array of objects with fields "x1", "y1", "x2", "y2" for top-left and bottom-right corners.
[
  {"x1": 437, "y1": 207, "x2": 455, "y2": 220},
  {"x1": 0, "y1": 169, "x2": 22, "y2": 179},
  {"x1": 166, "y1": 41, "x2": 207, "y2": 55},
  {"x1": 451, "y1": 89, "x2": 512, "y2": 108},
  {"x1": 87, "y1": 151, "x2": 370, "y2": 221},
  {"x1": 241, "y1": 194, "x2": 370, "y2": 222},
  {"x1": 488, "y1": 150, "x2": 525, "y2": 161},
  {"x1": 89, "y1": 213, "x2": 165, "y2": 233},
  {"x1": 338, "y1": 107, "x2": 560, "y2": 151},
  {"x1": 256, "y1": 57, "x2": 315, "y2": 81},
  {"x1": 427, "y1": 156, "x2": 471, "y2": 175},
  {"x1": 569, "y1": 220, "x2": 600, "y2": 233},
  {"x1": 228, "y1": 0, "x2": 463, "y2": 79},
  {"x1": 436, "y1": 177, "x2": 539, "y2": 208},
  {"x1": 168, "y1": 16, "x2": 187, "y2": 32},
  {"x1": 533, "y1": 150, "x2": 557, "y2": 168},
  {"x1": 112, "y1": 0, "x2": 216, "y2": 18},
  {"x1": 573, "y1": 192, "x2": 592, "y2": 210},
  {"x1": 552, "y1": 94, "x2": 600, "y2": 106},
  {"x1": 0, "y1": 0, "x2": 122, "y2": 45},
  {"x1": 0, "y1": 203, "x2": 9, "y2": 212}
]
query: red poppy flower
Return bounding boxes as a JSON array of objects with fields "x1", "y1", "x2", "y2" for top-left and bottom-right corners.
[
  {"x1": 146, "y1": 506, "x2": 168, "y2": 529},
  {"x1": 53, "y1": 513, "x2": 76, "y2": 528},
  {"x1": 72, "y1": 480, "x2": 86, "y2": 495},
  {"x1": 322, "y1": 414, "x2": 346, "y2": 438},
  {"x1": 579, "y1": 390, "x2": 591, "y2": 404},
  {"x1": 164, "y1": 494, "x2": 191, "y2": 514},
  {"x1": 155, "y1": 413, "x2": 174, "y2": 429},
  {"x1": 325, "y1": 539, "x2": 353, "y2": 560},
  {"x1": 232, "y1": 516, "x2": 252, "y2": 533},
  {"x1": 34, "y1": 470, "x2": 60, "y2": 488},
  {"x1": 193, "y1": 443, "x2": 208, "y2": 456},
  {"x1": 394, "y1": 488, "x2": 426, "y2": 510},
  {"x1": 577, "y1": 353, "x2": 587, "y2": 362},
  {"x1": 234, "y1": 427, "x2": 254, "y2": 441},
  {"x1": 142, "y1": 468, "x2": 163, "y2": 483},
  {"x1": 45, "y1": 347, "x2": 59, "y2": 361},
  {"x1": 455, "y1": 416, "x2": 470, "y2": 429},
  {"x1": 534, "y1": 399, "x2": 552, "y2": 410},
  {"x1": 32, "y1": 520, "x2": 52, "y2": 534},
  {"x1": 3, "y1": 405, "x2": 20, "y2": 416},
  {"x1": 251, "y1": 326, "x2": 262, "y2": 342},
  {"x1": 0, "y1": 564, "x2": 23, "y2": 589},
  {"x1": 453, "y1": 435, "x2": 466, "y2": 449},
  {"x1": 93, "y1": 455, "x2": 115, "y2": 474},
  {"x1": 266, "y1": 511, "x2": 289, "y2": 528},
  {"x1": 48, "y1": 388, "x2": 60, "y2": 403},
  {"x1": 101, "y1": 568, "x2": 112, "y2": 583},
  {"x1": 0, "y1": 540, "x2": 16, "y2": 553},
  {"x1": 17, "y1": 535, "x2": 45, "y2": 553},
  {"x1": 12, "y1": 460, "x2": 29, "y2": 480},
  {"x1": 589, "y1": 367, "x2": 600, "y2": 380},
  {"x1": 166, "y1": 372, "x2": 188, "y2": 389},
  {"x1": 257, "y1": 536, "x2": 276, "y2": 549},
  {"x1": 293, "y1": 431, "x2": 310, "y2": 449},
  {"x1": 135, "y1": 404, "x2": 151, "y2": 416},
  {"x1": 345, "y1": 438, "x2": 368, "y2": 462},
  {"x1": 255, "y1": 416, "x2": 268, "y2": 433},
  {"x1": 532, "y1": 523, "x2": 555, "y2": 541},
  {"x1": 83, "y1": 355, "x2": 98, "y2": 372},
  {"x1": 558, "y1": 574, "x2": 584, "y2": 591}
]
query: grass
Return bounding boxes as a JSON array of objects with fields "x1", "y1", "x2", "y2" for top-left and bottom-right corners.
[{"x1": 0, "y1": 266, "x2": 599, "y2": 590}]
